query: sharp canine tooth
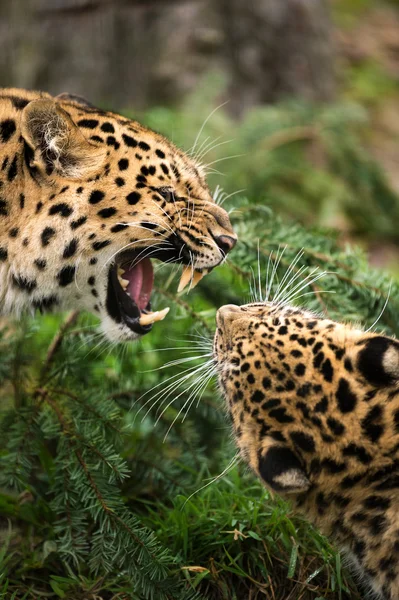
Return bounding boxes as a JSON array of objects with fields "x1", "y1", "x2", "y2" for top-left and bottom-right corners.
[
  {"x1": 178, "y1": 266, "x2": 207, "y2": 293},
  {"x1": 190, "y1": 270, "x2": 205, "y2": 290},
  {"x1": 177, "y1": 266, "x2": 193, "y2": 293},
  {"x1": 139, "y1": 307, "x2": 170, "y2": 326}
]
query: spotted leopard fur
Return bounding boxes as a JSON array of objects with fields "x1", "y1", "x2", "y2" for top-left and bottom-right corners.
[
  {"x1": 215, "y1": 302, "x2": 399, "y2": 600},
  {"x1": 0, "y1": 88, "x2": 236, "y2": 341}
]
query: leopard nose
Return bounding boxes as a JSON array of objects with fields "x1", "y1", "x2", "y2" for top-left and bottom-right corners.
[{"x1": 214, "y1": 234, "x2": 237, "y2": 255}]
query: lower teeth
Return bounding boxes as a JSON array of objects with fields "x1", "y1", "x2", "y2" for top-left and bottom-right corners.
[{"x1": 139, "y1": 307, "x2": 170, "y2": 326}]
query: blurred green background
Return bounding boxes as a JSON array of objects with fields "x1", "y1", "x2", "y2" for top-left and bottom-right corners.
[{"x1": 1, "y1": 0, "x2": 399, "y2": 599}]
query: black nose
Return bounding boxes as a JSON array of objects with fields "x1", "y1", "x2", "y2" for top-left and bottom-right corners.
[{"x1": 214, "y1": 234, "x2": 237, "y2": 254}]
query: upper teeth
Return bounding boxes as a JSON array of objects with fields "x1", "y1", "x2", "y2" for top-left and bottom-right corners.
[
  {"x1": 117, "y1": 266, "x2": 129, "y2": 290},
  {"x1": 177, "y1": 266, "x2": 207, "y2": 293}
]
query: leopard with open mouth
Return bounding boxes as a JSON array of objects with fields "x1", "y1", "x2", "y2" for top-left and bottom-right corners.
[{"x1": 0, "y1": 88, "x2": 236, "y2": 340}]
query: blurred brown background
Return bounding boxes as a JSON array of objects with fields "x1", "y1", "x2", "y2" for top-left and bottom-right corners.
[{"x1": 0, "y1": 0, "x2": 335, "y2": 114}]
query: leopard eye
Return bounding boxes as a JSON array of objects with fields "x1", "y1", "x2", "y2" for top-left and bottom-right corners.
[{"x1": 157, "y1": 187, "x2": 174, "y2": 202}]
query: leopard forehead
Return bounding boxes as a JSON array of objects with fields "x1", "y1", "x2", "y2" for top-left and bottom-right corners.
[
  {"x1": 214, "y1": 302, "x2": 399, "y2": 465},
  {"x1": 214, "y1": 301, "x2": 399, "y2": 600},
  {"x1": 0, "y1": 88, "x2": 236, "y2": 341}
]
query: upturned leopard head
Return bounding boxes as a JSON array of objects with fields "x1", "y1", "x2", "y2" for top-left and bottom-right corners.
[
  {"x1": 0, "y1": 88, "x2": 236, "y2": 341},
  {"x1": 214, "y1": 302, "x2": 399, "y2": 496},
  {"x1": 214, "y1": 302, "x2": 399, "y2": 600}
]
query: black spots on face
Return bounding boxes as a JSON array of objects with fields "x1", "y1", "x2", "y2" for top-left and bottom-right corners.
[
  {"x1": 88, "y1": 233, "x2": 96, "y2": 240},
  {"x1": 7, "y1": 155, "x2": 17, "y2": 181},
  {"x1": 312, "y1": 341, "x2": 323, "y2": 355},
  {"x1": 314, "y1": 396, "x2": 328, "y2": 413},
  {"x1": 0, "y1": 247, "x2": 8, "y2": 261},
  {"x1": 336, "y1": 378, "x2": 357, "y2": 413},
  {"x1": 247, "y1": 373, "x2": 255, "y2": 384},
  {"x1": 358, "y1": 336, "x2": 399, "y2": 387},
  {"x1": 262, "y1": 398, "x2": 281, "y2": 411},
  {"x1": 36, "y1": 201, "x2": 43, "y2": 214},
  {"x1": 240, "y1": 362, "x2": 250, "y2": 373},
  {"x1": 290, "y1": 430, "x2": 315, "y2": 453},
  {"x1": 321, "y1": 458, "x2": 346, "y2": 474},
  {"x1": 297, "y1": 383, "x2": 311, "y2": 398},
  {"x1": 313, "y1": 351, "x2": 324, "y2": 370},
  {"x1": 291, "y1": 349, "x2": 302, "y2": 358},
  {"x1": 89, "y1": 257, "x2": 98, "y2": 265},
  {"x1": 118, "y1": 158, "x2": 129, "y2": 171},
  {"x1": 97, "y1": 207, "x2": 117, "y2": 219},
  {"x1": 327, "y1": 416, "x2": 345, "y2": 436},
  {"x1": 394, "y1": 409, "x2": 399, "y2": 434},
  {"x1": 106, "y1": 136, "x2": 120, "y2": 149},
  {"x1": 88, "y1": 276, "x2": 95, "y2": 286},
  {"x1": 71, "y1": 216, "x2": 87, "y2": 230},
  {"x1": 110, "y1": 223, "x2": 128, "y2": 233},
  {"x1": 171, "y1": 164, "x2": 180, "y2": 181},
  {"x1": 49, "y1": 203, "x2": 73, "y2": 218},
  {"x1": 341, "y1": 473, "x2": 364, "y2": 490},
  {"x1": 115, "y1": 177, "x2": 125, "y2": 187},
  {"x1": 63, "y1": 238, "x2": 78, "y2": 259},
  {"x1": 32, "y1": 295, "x2": 59, "y2": 312},
  {"x1": 269, "y1": 408, "x2": 294, "y2": 423},
  {"x1": 277, "y1": 326, "x2": 287, "y2": 335},
  {"x1": 344, "y1": 357, "x2": 353, "y2": 372},
  {"x1": 0, "y1": 119, "x2": 16, "y2": 142},
  {"x1": 77, "y1": 118, "x2": 99, "y2": 129},
  {"x1": 363, "y1": 495, "x2": 390, "y2": 511},
  {"x1": 285, "y1": 380, "x2": 295, "y2": 392},
  {"x1": 156, "y1": 149, "x2": 166, "y2": 159},
  {"x1": 90, "y1": 135, "x2": 104, "y2": 143},
  {"x1": 251, "y1": 390, "x2": 265, "y2": 403},
  {"x1": 321, "y1": 358, "x2": 333, "y2": 382},
  {"x1": 261, "y1": 376, "x2": 271, "y2": 390},
  {"x1": 41, "y1": 227, "x2": 56, "y2": 247},
  {"x1": 361, "y1": 405, "x2": 384, "y2": 442},
  {"x1": 294, "y1": 363, "x2": 306, "y2": 377},
  {"x1": 57, "y1": 265, "x2": 76, "y2": 287},
  {"x1": 122, "y1": 133, "x2": 137, "y2": 148},
  {"x1": 89, "y1": 190, "x2": 105, "y2": 204},
  {"x1": 126, "y1": 191, "x2": 141, "y2": 205},
  {"x1": 92, "y1": 240, "x2": 111, "y2": 251},
  {"x1": 160, "y1": 163, "x2": 169, "y2": 175},
  {"x1": 101, "y1": 122, "x2": 115, "y2": 133},
  {"x1": 369, "y1": 514, "x2": 388, "y2": 536},
  {"x1": 140, "y1": 165, "x2": 150, "y2": 176},
  {"x1": 343, "y1": 443, "x2": 372, "y2": 465},
  {"x1": 12, "y1": 274, "x2": 37, "y2": 293},
  {"x1": 0, "y1": 198, "x2": 8, "y2": 216},
  {"x1": 34, "y1": 258, "x2": 47, "y2": 270},
  {"x1": 76, "y1": 186, "x2": 84, "y2": 194},
  {"x1": 10, "y1": 96, "x2": 29, "y2": 110},
  {"x1": 9, "y1": 227, "x2": 18, "y2": 238},
  {"x1": 139, "y1": 140, "x2": 150, "y2": 151}
]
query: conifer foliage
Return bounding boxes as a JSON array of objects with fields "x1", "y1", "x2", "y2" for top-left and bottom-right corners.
[{"x1": 0, "y1": 197, "x2": 397, "y2": 599}]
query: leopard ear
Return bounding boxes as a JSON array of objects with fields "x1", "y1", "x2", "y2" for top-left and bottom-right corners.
[
  {"x1": 21, "y1": 99, "x2": 105, "y2": 179},
  {"x1": 357, "y1": 335, "x2": 399, "y2": 387},
  {"x1": 258, "y1": 446, "x2": 310, "y2": 494},
  {"x1": 56, "y1": 92, "x2": 96, "y2": 109}
]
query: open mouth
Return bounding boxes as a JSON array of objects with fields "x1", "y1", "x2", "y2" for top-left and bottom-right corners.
[{"x1": 106, "y1": 249, "x2": 209, "y2": 335}]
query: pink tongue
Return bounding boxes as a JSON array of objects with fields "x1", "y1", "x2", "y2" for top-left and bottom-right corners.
[{"x1": 124, "y1": 258, "x2": 154, "y2": 311}]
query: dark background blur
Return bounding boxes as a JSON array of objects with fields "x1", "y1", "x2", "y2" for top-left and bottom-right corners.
[{"x1": 0, "y1": 0, "x2": 335, "y2": 112}]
